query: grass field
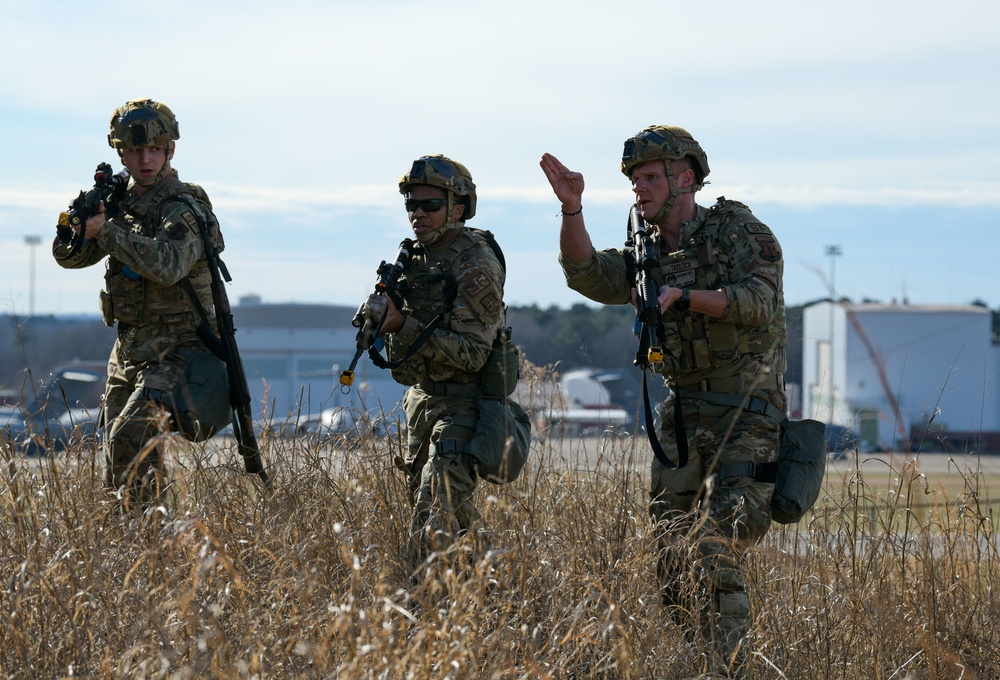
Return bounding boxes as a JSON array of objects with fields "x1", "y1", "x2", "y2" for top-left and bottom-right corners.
[{"x1": 3, "y1": 416, "x2": 1000, "y2": 678}]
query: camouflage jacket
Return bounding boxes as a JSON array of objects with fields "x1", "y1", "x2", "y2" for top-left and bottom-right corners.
[
  {"x1": 560, "y1": 198, "x2": 786, "y2": 400},
  {"x1": 386, "y1": 228, "x2": 506, "y2": 386},
  {"x1": 52, "y1": 171, "x2": 221, "y2": 363}
]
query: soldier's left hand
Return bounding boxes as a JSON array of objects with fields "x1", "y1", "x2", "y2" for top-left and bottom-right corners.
[
  {"x1": 658, "y1": 285, "x2": 682, "y2": 314},
  {"x1": 380, "y1": 294, "x2": 404, "y2": 334}
]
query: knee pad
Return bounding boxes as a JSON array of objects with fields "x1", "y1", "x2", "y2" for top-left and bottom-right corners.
[{"x1": 716, "y1": 590, "x2": 750, "y2": 620}]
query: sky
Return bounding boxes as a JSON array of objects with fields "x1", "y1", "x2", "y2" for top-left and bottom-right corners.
[{"x1": 1, "y1": 0, "x2": 998, "y2": 319}]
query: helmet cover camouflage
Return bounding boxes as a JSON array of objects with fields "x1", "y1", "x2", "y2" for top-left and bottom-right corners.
[
  {"x1": 398, "y1": 154, "x2": 477, "y2": 220},
  {"x1": 620, "y1": 125, "x2": 710, "y2": 188},
  {"x1": 108, "y1": 99, "x2": 180, "y2": 150}
]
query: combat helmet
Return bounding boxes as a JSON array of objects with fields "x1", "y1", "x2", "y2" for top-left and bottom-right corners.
[
  {"x1": 399, "y1": 155, "x2": 477, "y2": 220},
  {"x1": 108, "y1": 99, "x2": 180, "y2": 150},
  {"x1": 620, "y1": 125, "x2": 710, "y2": 188}
]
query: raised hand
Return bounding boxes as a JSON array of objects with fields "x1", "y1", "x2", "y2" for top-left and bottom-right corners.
[{"x1": 540, "y1": 153, "x2": 585, "y2": 211}]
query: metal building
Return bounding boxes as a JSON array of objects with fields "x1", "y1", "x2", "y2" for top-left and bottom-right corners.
[
  {"x1": 231, "y1": 297, "x2": 406, "y2": 427},
  {"x1": 802, "y1": 301, "x2": 999, "y2": 452}
]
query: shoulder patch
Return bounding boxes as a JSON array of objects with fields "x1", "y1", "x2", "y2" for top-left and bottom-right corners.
[
  {"x1": 460, "y1": 268, "x2": 503, "y2": 321},
  {"x1": 755, "y1": 235, "x2": 781, "y2": 263},
  {"x1": 463, "y1": 271, "x2": 491, "y2": 298},
  {"x1": 479, "y1": 292, "x2": 501, "y2": 318},
  {"x1": 167, "y1": 220, "x2": 190, "y2": 240}
]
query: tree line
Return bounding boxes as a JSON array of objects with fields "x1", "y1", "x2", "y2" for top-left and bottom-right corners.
[{"x1": 3, "y1": 303, "x2": 997, "y2": 400}]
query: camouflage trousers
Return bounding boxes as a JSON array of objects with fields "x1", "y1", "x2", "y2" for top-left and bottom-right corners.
[
  {"x1": 649, "y1": 395, "x2": 780, "y2": 670},
  {"x1": 102, "y1": 339, "x2": 191, "y2": 508},
  {"x1": 400, "y1": 386, "x2": 480, "y2": 566}
]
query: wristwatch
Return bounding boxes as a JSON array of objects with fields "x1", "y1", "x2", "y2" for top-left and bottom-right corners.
[{"x1": 675, "y1": 288, "x2": 691, "y2": 312}]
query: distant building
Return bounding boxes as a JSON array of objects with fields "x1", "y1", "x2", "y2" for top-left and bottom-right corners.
[
  {"x1": 802, "y1": 302, "x2": 999, "y2": 452},
  {"x1": 232, "y1": 298, "x2": 405, "y2": 424}
]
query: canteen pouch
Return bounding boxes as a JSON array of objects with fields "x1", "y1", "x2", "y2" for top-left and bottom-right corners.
[{"x1": 478, "y1": 326, "x2": 520, "y2": 398}]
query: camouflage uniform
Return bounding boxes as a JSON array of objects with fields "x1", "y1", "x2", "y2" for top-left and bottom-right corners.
[
  {"x1": 560, "y1": 196, "x2": 786, "y2": 664},
  {"x1": 53, "y1": 170, "x2": 221, "y2": 506},
  {"x1": 386, "y1": 228, "x2": 505, "y2": 563}
]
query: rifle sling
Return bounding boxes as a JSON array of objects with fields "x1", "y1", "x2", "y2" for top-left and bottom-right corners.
[
  {"x1": 368, "y1": 312, "x2": 444, "y2": 370},
  {"x1": 178, "y1": 277, "x2": 226, "y2": 361},
  {"x1": 169, "y1": 196, "x2": 229, "y2": 363},
  {"x1": 642, "y1": 367, "x2": 689, "y2": 471},
  {"x1": 169, "y1": 196, "x2": 268, "y2": 483}
]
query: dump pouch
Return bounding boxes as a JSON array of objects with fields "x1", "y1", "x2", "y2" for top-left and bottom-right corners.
[
  {"x1": 464, "y1": 396, "x2": 531, "y2": 483},
  {"x1": 172, "y1": 347, "x2": 232, "y2": 442},
  {"x1": 771, "y1": 418, "x2": 827, "y2": 524},
  {"x1": 694, "y1": 389, "x2": 828, "y2": 525}
]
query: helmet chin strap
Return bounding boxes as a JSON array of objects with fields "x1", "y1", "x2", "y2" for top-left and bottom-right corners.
[
  {"x1": 647, "y1": 161, "x2": 695, "y2": 226},
  {"x1": 416, "y1": 193, "x2": 464, "y2": 246}
]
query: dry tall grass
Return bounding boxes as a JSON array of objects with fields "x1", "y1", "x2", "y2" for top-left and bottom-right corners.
[{"x1": 2, "y1": 384, "x2": 1000, "y2": 678}]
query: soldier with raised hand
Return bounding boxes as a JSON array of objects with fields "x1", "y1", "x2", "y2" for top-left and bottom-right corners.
[
  {"x1": 54, "y1": 99, "x2": 227, "y2": 512},
  {"x1": 541, "y1": 127, "x2": 787, "y2": 673},
  {"x1": 378, "y1": 155, "x2": 506, "y2": 566}
]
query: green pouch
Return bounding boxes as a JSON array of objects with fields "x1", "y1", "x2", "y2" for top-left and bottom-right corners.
[
  {"x1": 173, "y1": 348, "x2": 232, "y2": 442},
  {"x1": 107, "y1": 271, "x2": 144, "y2": 325},
  {"x1": 771, "y1": 419, "x2": 827, "y2": 524},
  {"x1": 705, "y1": 322, "x2": 739, "y2": 364},
  {"x1": 464, "y1": 396, "x2": 532, "y2": 483},
  {"x1": 478, "y1": 326, "x2": 520, "y2": 398},
  {"x1": 99, "y1": 289, "x2": 114, "y2": 327}
]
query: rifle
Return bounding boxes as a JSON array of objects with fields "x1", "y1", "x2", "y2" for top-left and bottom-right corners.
[
  {"x1": 176, "y1": 198, "x2": 268, "y2": 485},
  {"x1": 340, "y1": 238, "x2": 414, "y2": 389},
  {"x1": 628, "y1": 204, "x2": 664, "y2": 369},
  {"x1": 56, "y1": 163, "x2": 130, "y2": 259},
  {"x1": 625, "y1": 204, "x2": 686, "y2": 470}
]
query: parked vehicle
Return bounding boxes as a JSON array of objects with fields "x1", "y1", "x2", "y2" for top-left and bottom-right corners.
[
  {"x1": 313, "y1": 407, "x2": 405, "y2": 441},
  {"x1": 0, "y1": 363, "x2": 106, "y2": 455},
  {"x1": 826, "y1": 424, "x2": 861, "y2": 459}
]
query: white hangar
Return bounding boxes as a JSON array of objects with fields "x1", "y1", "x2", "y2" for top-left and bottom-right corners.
[{"x1": 802, "y1": 301, "x2": 999, "y2": 453}]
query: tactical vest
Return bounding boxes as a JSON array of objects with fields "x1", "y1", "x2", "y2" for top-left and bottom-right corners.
[
  {"x1": 103, "y1": 179, "x2": 221, "y2": 333},
  {"x1": 400, "y1": 229, "x2": 502, "y2": 321},
  {"x1": 391, "y1": 229, "x2": 501, "y2": 385},
  {"x1": 652, "y1": 198, "x2": 786, "y2": 388}
]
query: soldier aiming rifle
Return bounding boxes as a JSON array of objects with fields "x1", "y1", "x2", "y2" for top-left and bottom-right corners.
[{"x1": 53, "y1": 98, "x2": 266, "y2": 510}]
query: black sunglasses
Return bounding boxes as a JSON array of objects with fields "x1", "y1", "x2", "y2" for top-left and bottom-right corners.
[{"x1": 405, "y1": 198, "x2": 449, "y2": 213}]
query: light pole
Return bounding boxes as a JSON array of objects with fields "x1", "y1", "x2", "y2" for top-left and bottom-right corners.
[
  {"x1": 24, "y1": 235, "x2": 42, "y2": 318},
  {"x1": 825, "y1": 244, "x2": 841, "y2": 299},
  {"x1": 824, "y1": 245, "x2": 842, "y2": 425}
]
